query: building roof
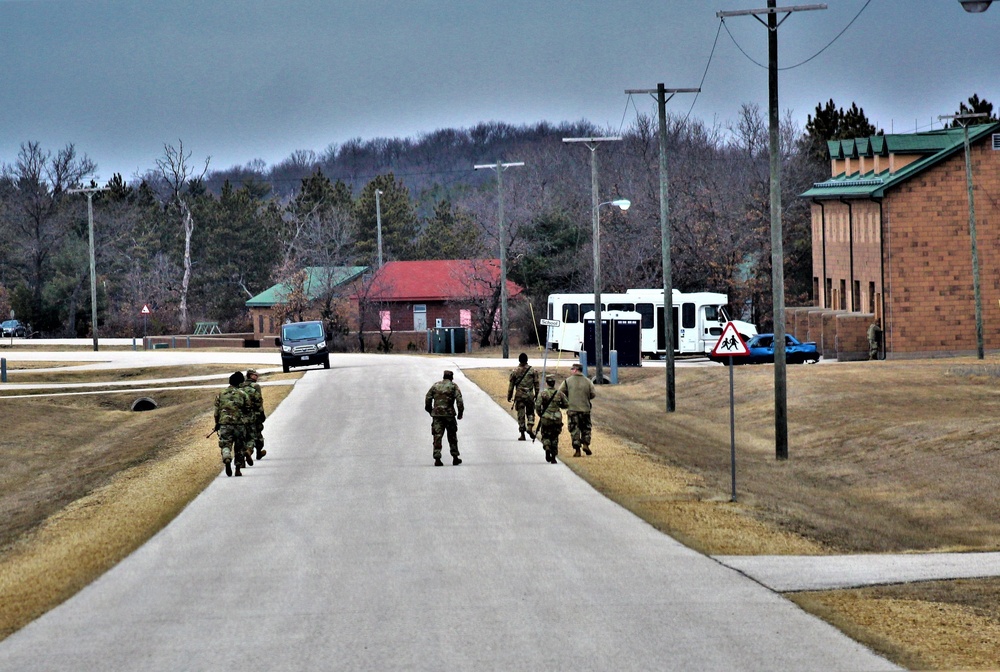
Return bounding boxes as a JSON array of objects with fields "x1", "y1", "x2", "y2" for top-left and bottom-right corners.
[
  {"x1": 357, "y1": 259, "x2": 523, "y2": 302},
  {"x1": 802, "y1": 123, "x2": 1000, "y2": 200},
  {"x1": 246, "y1": 266, "x2": 368, "y2": 307}
]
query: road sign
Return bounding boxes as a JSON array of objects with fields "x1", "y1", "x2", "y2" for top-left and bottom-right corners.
[
  {"x1": 140, "y1": 304, "x2": 151, "y2": 315},
  {"x1": 540, "y1": 318, "x2": 561, "y2": 327},
  {"x1": 711, "y1": 321, "x2": 749, "y2": 357}
]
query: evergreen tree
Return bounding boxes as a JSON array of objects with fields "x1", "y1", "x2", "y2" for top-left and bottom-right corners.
[
  {"x1": 414, "y1": 199, "x2": 483, "y2": 260},
  {"x1": 353, "y1": 173, "x2": 418, "y2": 262},
  {"x1": 949, "y1": 94, "x2": 999, "y2": 126}
]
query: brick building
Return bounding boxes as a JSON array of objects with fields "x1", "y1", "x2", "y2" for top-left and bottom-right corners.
[
  {"x1": 245, "y1": 266, "x2": 367, "y2": 341},
  {"x1": 799, "y1": 123, "x2": 1000, "y2": 359},
  {"x1": 353, "y1": 259, "x2": 522, "y2": 337}
]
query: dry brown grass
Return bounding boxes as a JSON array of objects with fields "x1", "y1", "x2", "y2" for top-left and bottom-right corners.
[
  {"x1": 466, "y1": 358, "x2": 1000, "y2": 670},
  {"x1": 0, "y1": 374, "x2": 292, "y2": 641},
  {"x1": 1, "y1": 364, "x2": 257, "y2": 384}
]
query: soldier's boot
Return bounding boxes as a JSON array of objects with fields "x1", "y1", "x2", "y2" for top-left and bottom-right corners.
[
  {"x1": 526, "y1": 426, "x2": 536, "y2": 440},
  {"x1": 551, "y1": 449, "x2": 558, "y2": 463},
  {"x1": 544, "y1": 450, "x2": 552, "y2": 463},
  {"x1": 573, "y1": 448, "x2": 582, "y2": 457},
  {"x1": 453, "y1": 455, "x2": 462, "y2": 466},
  {"x1": 518, "y1": 429, "x2": 526, "y2": 441},
  {"x1": 224, "y1": 458, "x2": 232, "y2": 477},
  {"x1": 245, "y1": 451, "x2": 253, "y2": 467},
  {"x1": 582, "y1": 444, "x2": 592, "y2": 456},
  {"x1": 234, "y1": 464, "x2": 243, "y2": 477},
  {"x1": 256, "y1": 448, "x2": 266, "y2": 460},
  {"x1": 434, "y1": 458, "x2": 444, "y2": 467}
]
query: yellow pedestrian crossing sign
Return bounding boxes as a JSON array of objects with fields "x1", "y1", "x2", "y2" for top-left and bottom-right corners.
[{"x1": 711, "y1": 321, "x2": 750, "y2": 357}]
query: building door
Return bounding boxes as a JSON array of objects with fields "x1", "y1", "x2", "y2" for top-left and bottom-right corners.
[{"x1": 413, "y1": 304, "x2": 427, "y2": 331}]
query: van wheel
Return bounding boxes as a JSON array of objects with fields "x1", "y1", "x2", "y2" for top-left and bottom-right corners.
[
  {"x1": 282, "y1": 363, "x2": 290, "y2": 373},
  {"x1": 323, "y1": 358, "x2": 330, "y2": 370}
]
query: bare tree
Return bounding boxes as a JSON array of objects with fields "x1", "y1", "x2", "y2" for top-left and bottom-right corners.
[{"x1": 155, "y1": 141, "x2": 209, "y2": 332}]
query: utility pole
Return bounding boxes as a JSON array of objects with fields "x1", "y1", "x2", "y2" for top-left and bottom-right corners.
[
  {"x1": 67, "y1": 186, "x2": 110, "y2": 352},
  {"x1": 939, "y1": 112, "x2": 989, "y2": 359},
  {"x1": 474, "y1": 161, "x2": 524, "y2": 359},
  {"x1": 625, "y1": 85, "x2": 699, "y2": 412},
  {"x1": 562, "y1": 137, "x2": 623, "y2": 385},
  {"x1": 717, "y1": 2, "x2": 826, "y2": 460},
  {"x1": 375, "y1": 189, "x2": 384, "y2": 268}
]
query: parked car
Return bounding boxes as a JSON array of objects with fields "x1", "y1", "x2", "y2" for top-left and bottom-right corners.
[
  {"x1": 1, "y1": 319, "x2": 27, "y2": 338},
  {"x1": 710, "y1": 333, "x2": 820, "y2": 365}
]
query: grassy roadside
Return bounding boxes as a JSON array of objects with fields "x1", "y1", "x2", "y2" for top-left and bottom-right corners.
[
  {"x1": 0, "y1": 374, "x2": 292, "y2": 641},
  {"x1": 465, "y1": 362, "x2": 1000, "y2": 670}
]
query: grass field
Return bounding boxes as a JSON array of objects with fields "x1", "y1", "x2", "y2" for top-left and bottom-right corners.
[{"x1": 3, "y1": 356, "x2": 1000, "y2": 667}]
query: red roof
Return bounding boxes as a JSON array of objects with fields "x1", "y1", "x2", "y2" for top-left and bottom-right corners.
[{"x1": 358, "y1": 259, "x2": 522, "y2": 302}]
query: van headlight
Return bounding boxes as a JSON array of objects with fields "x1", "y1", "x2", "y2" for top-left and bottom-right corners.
[
  {"x1": 317, "y1": 341, "x2": 327, "y2": 350},
  {"x1": 281, "y1": 345, "x2": 292, "y2": 353}
]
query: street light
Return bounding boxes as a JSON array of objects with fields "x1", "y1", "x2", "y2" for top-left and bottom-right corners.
[
  {"x1": 374, "y1": 189, "x2": 384, "y2": 268},
  {"x1": 959, "y1": 0, "x2": 993, "y2": 11},
  {"x1": 474, "y1": 160, "x2": 524, "y2": 359},
  {"x1": 563, "y1": 136, "x2": 623, "y2": 385},
  {"x1": 67, "y1": 186, "x2": 108, "y2": 351}
]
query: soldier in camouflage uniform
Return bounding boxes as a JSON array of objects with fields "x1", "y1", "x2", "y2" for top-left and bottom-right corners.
[
  {"x1": 215, "y1": 371, "x2": 250, "y2": 477},
  {"x1": 507, "y1": 353, "x2": 539, "y2": 441},
  {"x1": 535, "y1": 373, "x2": 568, "y2": 464},
  {"x1": 424, "y1": 370, "x2": 464, "y2": 466},
  {"x1": 241, "y1": 369, "x2": 267, "y2": 462},
  {"x1": 558, "y1": 362, "x2": 596, "y2": 457}
]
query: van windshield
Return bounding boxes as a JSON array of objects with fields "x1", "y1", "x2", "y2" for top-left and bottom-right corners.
[{"x1": 282, "y1": 322, "x2": 324, "y2": 341}]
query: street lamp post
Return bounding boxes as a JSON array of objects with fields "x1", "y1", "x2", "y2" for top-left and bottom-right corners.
[
  {"x1": 940, "y1": 112, "x2": 989, "y2": 359},
  {"x1": 474, "y1": 160, "x2": 524, "y2": 359},
  {"x1": 563, "y1": 137, "x2": 623, "y2": 385},
  {"x1": 68, "y1": 186, "x2": 109, "y2": 351},
  {"x1": 375, "y1": 189, "x2": 384, "y2": 268},
  {"x1": 959, "y1": 0, "x2": 993, "y2": 11}
]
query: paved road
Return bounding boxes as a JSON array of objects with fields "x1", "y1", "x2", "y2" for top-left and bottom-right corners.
[{"x1": 0, "y1": 353, "x2": 895, "y2": 670}]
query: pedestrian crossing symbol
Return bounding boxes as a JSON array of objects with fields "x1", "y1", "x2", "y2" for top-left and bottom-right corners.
[{"x1": 711, "y1": 321, "x2": 750, "y2": 357}]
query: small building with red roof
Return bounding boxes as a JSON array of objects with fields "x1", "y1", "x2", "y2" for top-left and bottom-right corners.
[{"x1": 352, "y1": 259, "x2": 523, "y2": 338}]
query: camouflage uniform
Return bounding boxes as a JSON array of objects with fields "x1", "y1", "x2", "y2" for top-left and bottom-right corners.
[
  {"x1": 559, "y1": 366, "x2": 596, "y2": 456},
  {"x1": 424, "y1": 371, "x2": 464, "y2": 464},
  {"x1": 241, "y1": 370, "x2": 266, "y2": 460},
  {"x1": 215, "y1": 377, "x2": 250, "y2": 474},
  {"x1": 507, "y1": 357, "x2": 539, "y2": 439},
  {"x1": 867, "y1": 320, "x2": 882, "y2": 361},
  {"x1": 535, "y1": 376, "x2": 567, "y2": 463}
]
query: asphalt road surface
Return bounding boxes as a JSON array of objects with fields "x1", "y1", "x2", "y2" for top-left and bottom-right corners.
[{"x1": 0, "y1": 353, "x2": 896, "y2": 670}]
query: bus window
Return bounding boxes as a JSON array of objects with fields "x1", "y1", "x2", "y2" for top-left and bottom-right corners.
[
  {"x1": 580, "y1": 303, "x2": 594, "y2": 319},
  {"x1": 682, "y1": 303, "x2": 696, "y2": 329},
  {"x1": 562, "y1": 304, "x2": 579, "y2": 324},
  {"x1": 704, "y1": 305, "x2": 721, "y2": 322},
  {"x1": 608, "y1": 302, "x2": 634, "y2": 312},
  {"x1": 636, "y1": 303, "x2": 653, "y2": 328}
]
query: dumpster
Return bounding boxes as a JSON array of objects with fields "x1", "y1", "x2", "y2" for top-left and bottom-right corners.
[{"x1": 430, "y1": 326, "x2": 468, "y2": 354}]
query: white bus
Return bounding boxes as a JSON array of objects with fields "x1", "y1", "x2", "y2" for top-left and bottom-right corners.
[{"x1": 545, "y1": 288, "x2": 757, "y2": 357}]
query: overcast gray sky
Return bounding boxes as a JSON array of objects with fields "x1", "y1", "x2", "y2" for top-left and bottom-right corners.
[{"x1": 2, "y1": 0, "x2": 997, "y2": 182}]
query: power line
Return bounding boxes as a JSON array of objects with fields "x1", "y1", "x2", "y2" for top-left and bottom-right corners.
[{"x1": 721, "y1": 0, "x2": 872, "y2": 71}]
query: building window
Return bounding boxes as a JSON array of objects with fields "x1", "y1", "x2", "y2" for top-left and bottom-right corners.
[
  {"x1": 868, "y1": 282, "x2": 876, "y2": 314},
  {"x1": 380, "y1": 310, "x2": 391, "y2": 330},
  {"x1": 460, "y1": 309, "x2": 471, "y2": 328},
  {"x1": 258, "y1": 314, "x2": 264, "y2": 334},
  {"x1": 825, "y1": 278, "x2": 832, "y2": 309},
  {"x1": 840, "y1": 279, "x2": 846, "y2": 310},
  {"x1": 853, "y1": 280, "x2": 860, "y2": 312},
  {"x1": 813, "y1": 278, "x2": 819, "y2": 307}
]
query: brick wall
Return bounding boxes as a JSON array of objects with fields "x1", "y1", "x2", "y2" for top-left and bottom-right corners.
[
  {"x1": 834, "y1": 313, "x2": 874, "y2": 362},
  {"x1": 885, "y1": 143, "x2": 1000, "y2": 356}
]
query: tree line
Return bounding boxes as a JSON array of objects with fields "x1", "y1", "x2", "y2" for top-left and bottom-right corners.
[{"x1": 0, "y1": 95, "x2": 992, "y2": 346}]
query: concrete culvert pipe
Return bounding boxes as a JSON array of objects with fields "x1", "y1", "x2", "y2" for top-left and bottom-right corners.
[{"x1": 131, "y1": 397, "x2": 159, "y2": 412}]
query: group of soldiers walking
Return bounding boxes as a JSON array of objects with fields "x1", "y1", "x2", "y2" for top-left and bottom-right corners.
[
  {"x1": 423, "y1": 353, "x2": 596, "y2": 467},
  {"x1": 214, "y1": 369, "x2": 267, "y2": 477}
]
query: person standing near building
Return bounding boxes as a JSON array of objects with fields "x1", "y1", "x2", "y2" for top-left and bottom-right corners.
[
  {"x1": 241, "y1": 369, "x2": 267, "y2": 462},
  {"x1": 424, "y1": 370, "x2": 464, "y2": 466},
  {"x1": 507, "y1": 353, "x2": 539, "y2": 441},
  {"x1": 868, "y1": 318, "x2": 882, "y2": 360},
  {"x1": 558, "y1": 362, "x2": 596, "y2": 457},
  {"x1": 534, "y1": 374, "x2": 568, "y2": 464},
  {"x1": 215, "y1": 371, "x2": 249, "y2": 477}
]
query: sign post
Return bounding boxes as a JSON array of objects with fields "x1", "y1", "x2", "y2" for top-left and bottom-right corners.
[
  {"x1": 711, "y1": 322, "x2": 750, "y2": 502},
  {"x1": 140, "y1": 304, "x2": 151, "y2": 339},
  {"x1": 539, "y1": 318, "x2": 560, "y2": 380}
]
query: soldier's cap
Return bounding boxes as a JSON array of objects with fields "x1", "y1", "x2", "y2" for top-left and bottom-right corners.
[
  {"x1": 518, "y1": 352, "x2": 528, "y2": 364},
  {"x1": 546, "y1": 374, "x2": 556, "y2": 384},
  {"x1": 229, "y1": 371, "x2": 245, "y2": 386},
  {"x1": 571, "y1": 363, "x2": 582, "y2": 371},
  {"x1": 246, "y1": 369, "x2": 258, "y2": 377},
  {"x1": 443, "y1": 370, "x2": 454, "y2": 379}
]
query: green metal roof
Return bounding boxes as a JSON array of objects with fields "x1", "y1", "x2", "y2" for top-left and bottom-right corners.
[
  {"x1": 245, "y1": 266, "x2": 368, "y2": 307},
  {"x1": 802, "y1": 123, "x2": 1000, "y2": 200}
]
